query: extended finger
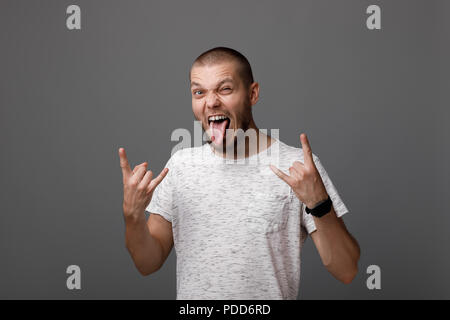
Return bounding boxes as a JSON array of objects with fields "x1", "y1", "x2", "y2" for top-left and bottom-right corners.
[
  {"x1": 148, "y1": 168, "x2": 169, "y2": 192},
  {"x1": 119, "y1": 148, "x2": 132, "y2": 184},
  {"x1": 269, "y1": 164, "x2": 295, "y2": 187},
  {"x1": 300, "y1": 133, "x2": 314, "y2": 167}
]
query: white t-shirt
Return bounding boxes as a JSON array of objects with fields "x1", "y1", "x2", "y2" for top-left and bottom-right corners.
[{"x1": 146, "y1": 138, "x2": 349, "y2": 299}]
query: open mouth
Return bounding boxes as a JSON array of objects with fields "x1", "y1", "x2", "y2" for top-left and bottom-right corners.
[
  {"x1": 208, "y1": 115, "x2": 231, "y2": 144},
  {"x1": 208, "y1": 115, "x2": 230, "y2": 128}
]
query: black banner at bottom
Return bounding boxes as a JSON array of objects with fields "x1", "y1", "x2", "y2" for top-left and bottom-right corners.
[{"x1": 0, "y1": 300, "x2": 446, "y2": 319}]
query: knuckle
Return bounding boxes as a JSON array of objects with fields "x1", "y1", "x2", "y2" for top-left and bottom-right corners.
[{"x1": 128, "y1": 179, "x2": 138, "y2": 188}]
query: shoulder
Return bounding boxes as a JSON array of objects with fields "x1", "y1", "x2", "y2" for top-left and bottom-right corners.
[{"x1": 277, "y1": 139, "x2": 320, "y2": 165}]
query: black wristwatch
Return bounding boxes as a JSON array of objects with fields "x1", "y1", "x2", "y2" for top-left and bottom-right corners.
[{"x1": 305, "y1": 195, "x2": 332, "y2": 218}]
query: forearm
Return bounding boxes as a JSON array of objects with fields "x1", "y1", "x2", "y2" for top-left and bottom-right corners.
[
  {"x1": 124, "y1": 213, "x2": 163, "y2": 276},
  {"x1": 312, "y1": 207, "x2": 360, "y2": 283}
]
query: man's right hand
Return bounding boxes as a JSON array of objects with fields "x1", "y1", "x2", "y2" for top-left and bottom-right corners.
[{"x1": 119, "y1": 147, "x2": 169, "y2": 222}]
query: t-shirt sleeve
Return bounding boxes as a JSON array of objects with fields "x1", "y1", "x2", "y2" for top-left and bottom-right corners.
[
  {"x1": 145, "y1": 154, "x2": 178, "y2": 223},
  {"x1": 302, "y1": 154, "x2": 349, "y2": 234}
]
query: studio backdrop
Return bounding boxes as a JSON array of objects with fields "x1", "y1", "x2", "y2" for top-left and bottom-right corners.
[{"x1": 0, "y1": 0, "x2": 449, "y2": 299}]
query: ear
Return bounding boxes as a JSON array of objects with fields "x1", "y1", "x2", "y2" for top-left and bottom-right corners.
[{"x1": 249, "y1": 82, "x2": 260, "y2": 106}]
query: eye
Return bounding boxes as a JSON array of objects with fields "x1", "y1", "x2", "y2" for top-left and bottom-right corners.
[
  {"x1": 221, "y1": 87, "x2": 231, "y2": 91},
  {"x1": 193, "y1": 90, "x2": 203, "y2": 95}
]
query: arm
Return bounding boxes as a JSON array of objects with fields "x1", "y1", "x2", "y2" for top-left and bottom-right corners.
[
  {"x1": 309, "y1": 206, "x2": 360, "y2": 284},
  {"x1": 270, "y1": 133, "x2": 360, "y2": 284},
  {"x1": 118, "y1": 147, "x2": 172, "y2": 276},
  {"x1": 125, "y1": 212, "x2": 173, "y2": 276}
]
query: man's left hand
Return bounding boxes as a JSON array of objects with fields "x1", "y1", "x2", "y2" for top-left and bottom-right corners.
[{"x1": 270, "y1": 133, "x2": 329, "y2": 209}]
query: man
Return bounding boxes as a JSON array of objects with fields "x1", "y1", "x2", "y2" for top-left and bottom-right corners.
[{"x1": 119, "y1": 47, "x2": 360, "y2": 300}]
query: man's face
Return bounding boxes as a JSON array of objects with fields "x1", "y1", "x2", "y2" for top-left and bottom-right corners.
[{"x1": 190, "y1": 61, "x2": 256, "y2": 148}]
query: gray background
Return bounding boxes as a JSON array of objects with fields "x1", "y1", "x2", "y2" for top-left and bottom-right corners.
[{"x1": 0, "y1": 0, "x2": 448, "y2": 299}]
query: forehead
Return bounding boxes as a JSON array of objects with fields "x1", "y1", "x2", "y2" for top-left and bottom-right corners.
[{"x1": 190, "y1": 61, "x2": 240, "y2": 87}]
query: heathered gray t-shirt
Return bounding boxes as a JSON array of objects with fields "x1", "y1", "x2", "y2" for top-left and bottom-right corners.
[{"x1": 146, "y1": 138, "x2": 349, "y2": 300}]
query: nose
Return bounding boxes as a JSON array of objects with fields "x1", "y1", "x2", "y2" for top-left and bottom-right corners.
[{"x1": 205, "y1": 91, "x2": 220, "y2": 109}]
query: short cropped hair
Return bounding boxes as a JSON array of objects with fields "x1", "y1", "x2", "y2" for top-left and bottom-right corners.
[{"x1": 191, "y1": 47, "x2": 254, "y2": 88}]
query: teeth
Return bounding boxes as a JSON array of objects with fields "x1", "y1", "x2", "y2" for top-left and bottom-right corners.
[{"x1": 208, "y1": 115, "x2": 228, "y2": 122}]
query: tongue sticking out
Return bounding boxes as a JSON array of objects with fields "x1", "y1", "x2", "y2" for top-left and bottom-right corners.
[{"x1": 210, "y1": 119, "x2": 229, "y2": 145}]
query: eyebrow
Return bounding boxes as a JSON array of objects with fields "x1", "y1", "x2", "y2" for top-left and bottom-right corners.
[{"x1": 190, "y1": 77, "x2": 235, "y2": 89}]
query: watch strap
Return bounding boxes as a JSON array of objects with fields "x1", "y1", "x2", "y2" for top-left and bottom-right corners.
[{"x1": 305, "y1": 195, "x2": 332, "y2": 217}]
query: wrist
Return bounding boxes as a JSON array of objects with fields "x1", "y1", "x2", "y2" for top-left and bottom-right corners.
[
  {"x1": 305, "y1": 194, "x2": 332, "y2": 218},
  {"x1": 306, "y1": 192, "x2": 329, "y2": 209},
  {"x1": 124, "y1": 210, "x2": 146, "y2": 225}
]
